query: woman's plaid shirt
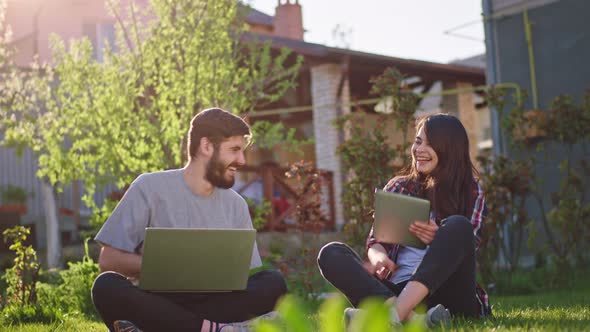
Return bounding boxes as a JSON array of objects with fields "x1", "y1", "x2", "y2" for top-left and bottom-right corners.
[{"x1": 366, "y1": 177, "x2": 491, "y2": 317}]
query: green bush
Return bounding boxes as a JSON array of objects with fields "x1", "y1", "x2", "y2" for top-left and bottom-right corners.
[
  {"x1": 1, "y1": 303, "x2": 63, "y2": 325},
  {"x1": 37, "y1": 240, "x2": 100, "y2": 319},
  {"x1": 0, "y1": 237, "x2": 99, "y2": 326},
  {"x1": 482, "y1": 88, "x2": 590, "y2": 288},
  {"x1": 0, "y1": 270, "x2": 7, "y2": 296},
  {"x1": 492, "y1": 270, "x2": 542, "y2": 295},
  {"x1": 86, "y1": 198, "x2": 118, "y2": 238},
  {"x1": 284, "y1": 247, "x2": 330, "y2": 303},
  {"x1": 0, "y1": 226, "x2": 59, "y2": 326},
  {"x1": 259, "y1": 244, "x2": 330, "y2": 305},
  {"x1": 335, "y1": 113, "x2": 397, "y2": 253},
  {"x1": 335, "y1": 68, "x2": 416, "y2": 254},
  {"x1": 489, "y1": 266, "x2": 587, "y2": 296},
  {"x1": 0, "y1": 184, "x2": 29, "y2": 204},
  {"x1": 1, "y1": 226, "x2": 40, "y2": 309},
  {"x1": 244, "y1": 198, "x2": 272, "y2": 231}
]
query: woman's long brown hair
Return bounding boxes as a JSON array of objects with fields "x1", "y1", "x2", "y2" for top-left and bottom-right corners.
[{"x1": 399, "y1": 114, "x2": 478, "y2": 220}]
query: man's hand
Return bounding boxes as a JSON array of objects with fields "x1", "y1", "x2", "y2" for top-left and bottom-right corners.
[
  {"x1": 409, "y1": 219, "x2": 439, "y2": 245},
  {"x1": 367, "y1": 245, "x2": 398, "y2": 280}
]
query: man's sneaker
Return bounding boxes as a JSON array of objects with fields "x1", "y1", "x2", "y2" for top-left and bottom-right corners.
[
  {"x1": 425, "y1": 304, "x2": 451, "y2": 327},
  {"x1": 217, "y1": 311, "x2": 279, "y2": 331},
  {"x1": 113, "y1": 320, "x2": 142, "y2": 332},
  {"x1": 343, "y1": 307, "x2": 400, "y2": 330}
]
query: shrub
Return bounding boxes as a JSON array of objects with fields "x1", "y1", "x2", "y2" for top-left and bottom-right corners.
[
  {"x1": 285, "y1": 161, "x2": 330, "y2": 232},
  {"x1": 37, "y1": 239, "x2": 100, "y2": 319},
  {"x1": 0, "y1": 184, "x2": 29, "y2": 204},
  {"x1": 488, "y1": 266, "x2": 586, "y2": 296},
  {"x1": 244, "y1": 197, "x2": 272, "y2": 231},
  {"x1": 86, "y1": 198, "x2": 118, "y2": 238},
  {"x1": 1, "y1": 226, "x2": 40, "y2": 307},
  {"x1": 335, "y1": 113, "x2": 398, "y2": 253},
  {"x1": 481, "y1": 87, "x2": 590, "y2": 288},
  {"x1": 335, "y1": 67, "x2": 416, "y2": 254},
  {"x1": 533, "y1": 93, "x2": 590, "y2": 267},
  {"x1": 0, "y1": 303, "x2": 63, "y2": 326},
  {"x1": 476, "y1": 154, "x2": 534, "y2": 284},
  {"x1": 261, "y1": 239, "x2": 329, "y2": 303},
  {"x1": 0, "y1": 226, "x2": 59, "y2": 325},
  {"x1": 0, "y1": 237, "x2": 100, "y2": 325}
]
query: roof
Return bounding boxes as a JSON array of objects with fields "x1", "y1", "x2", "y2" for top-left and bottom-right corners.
[
  {"x1": 242, "y1": 33, "x2": 486, "y2": 85},
  {"x1": 245, "y1": 7, "x2": 274, "y2": 27},
  {"x1": 450, "y1": 53, "x2": 487, "y2": 70}
]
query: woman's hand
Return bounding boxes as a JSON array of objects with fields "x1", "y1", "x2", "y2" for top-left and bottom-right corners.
[
  {"x1": 409, "y1": 219, "x2": 439, "y2": 245},
  {"x1": 367, "y1": 245, "x2": 398, "y2": 280}
]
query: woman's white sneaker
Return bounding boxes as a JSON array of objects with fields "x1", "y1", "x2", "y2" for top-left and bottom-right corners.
[{"x1": 425, "y1": 304, "x2": 451, "y2": 327}]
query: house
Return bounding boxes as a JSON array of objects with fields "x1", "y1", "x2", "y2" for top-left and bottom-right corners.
[
  {"x1": 240, "y1": 1, "x2": 488, "y2": 229},
  {"x1": 1, "y1": 0, "x2": 489, "y2": 250}
]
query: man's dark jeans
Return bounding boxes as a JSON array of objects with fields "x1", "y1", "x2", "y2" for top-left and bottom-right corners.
[
  {"x1": 317, "y1": 215, "x2": 479, "y2": 317},
  {"x1": 92, "y1": 270, "x2": 287, "y2": 332}
]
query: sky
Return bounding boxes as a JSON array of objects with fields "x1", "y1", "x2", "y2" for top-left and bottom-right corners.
[{"x1": 250, "y1": 0, "x2": 486, "y2": 64}]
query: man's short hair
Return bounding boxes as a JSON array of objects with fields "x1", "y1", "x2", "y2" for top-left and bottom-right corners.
[{"x1": 187, "y1": 108, "x2": 251, "y2": 159}]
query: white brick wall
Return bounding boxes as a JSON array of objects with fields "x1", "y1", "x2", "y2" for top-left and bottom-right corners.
[{"x1": 311, "y1": 63, "x2": 350, "y2": 227}]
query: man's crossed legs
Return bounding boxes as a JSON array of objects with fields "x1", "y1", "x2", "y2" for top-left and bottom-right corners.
[{"x1": 92, "y1": 270, "x2": 287, "y2": 332}]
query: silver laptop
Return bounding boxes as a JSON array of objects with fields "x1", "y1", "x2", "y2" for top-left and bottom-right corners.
[
  {"x1": 139, "y1": 228, "x2": 256, "y2": 292},
  {"x1": 373, "y1": 190, "x2": 430, "y2": 249}
]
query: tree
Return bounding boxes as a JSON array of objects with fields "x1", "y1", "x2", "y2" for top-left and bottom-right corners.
[
  {"x1": 336, "y1": 68, "x2": 418, "y2": 252},
  {"x1": 1, "y1": 0, "x2": 302, "y2": 266},
  {"x1": 0, "y1": 0, "x2": 71, "y2": 268},
  {"x1": 0, "y1": 0, "x2": 38, "y2": 136}
]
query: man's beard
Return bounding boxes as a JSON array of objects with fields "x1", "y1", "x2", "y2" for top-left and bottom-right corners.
[{"x1": 205, "y1": 149, "x2": 238, "y2": 189}]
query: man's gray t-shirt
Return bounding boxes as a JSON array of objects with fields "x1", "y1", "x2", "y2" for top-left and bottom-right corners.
[{"x1": 95, "y1": 169, "x2": 262, "y2": 269}]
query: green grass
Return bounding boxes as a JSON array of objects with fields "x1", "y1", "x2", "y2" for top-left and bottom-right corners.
[
  {"x1": 0, "y1": 317, "x2": 105, "y2": 332},
  {"x1": 447, "y1": 281, "x2": 590, "y2": 332},
  {"x1": 5, "y1": 283, "x2": 589, "y2": 331}
]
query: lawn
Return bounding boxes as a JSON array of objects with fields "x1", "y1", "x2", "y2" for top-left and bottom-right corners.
[
  {"x1": 450, "y1": 286, "x2": 590, "y2": 331},
  {"x1": 4, "y1": 283, "x2": 589, "y2": 332}
]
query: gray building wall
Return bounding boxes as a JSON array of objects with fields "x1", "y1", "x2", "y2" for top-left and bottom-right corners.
[
  {"x1": 1, "y1": 143, "x2": 118, "y2": 249},
  {"x1": 0, "y1": 146, "x2": 44, "y2": 224},
  {"x1": 492, "y1": 0, "x2": 590, "y2": 108},
  {"x1": 485, "y1": 0, "x2": 590, "y2": 264}
]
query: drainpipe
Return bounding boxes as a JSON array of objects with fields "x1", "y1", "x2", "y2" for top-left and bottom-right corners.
[
  {"x1": 483, "y1": 0, "x2": 504, "y2": 157},
  {"x1": 334, "y1": 56, "x2": 349, "y2": 230},
  {"x1": 483, "y1": 0, "x2": 511, "y2": 270},
  {"x1": 336, "y1": 56, "x2": 350, "y2": 146},
  {"x1": 523, "y1": 9, "x2": 539, "y2": 109}
]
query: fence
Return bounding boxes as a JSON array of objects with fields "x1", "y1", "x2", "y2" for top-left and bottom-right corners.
[{"x1": 235, "y1": 163, "x2": 335, "y2": 231}]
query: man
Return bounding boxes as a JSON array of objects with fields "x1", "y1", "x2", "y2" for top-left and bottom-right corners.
[{"x1": 92, "y1": 108, "x2": 287, "y2": 332}]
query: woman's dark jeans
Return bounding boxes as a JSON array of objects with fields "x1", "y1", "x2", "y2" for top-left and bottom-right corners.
[{"x1": 317, "y1": 215, "x2": 479, "y2": 317}]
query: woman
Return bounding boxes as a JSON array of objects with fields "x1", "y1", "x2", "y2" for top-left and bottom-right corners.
[{"x1": 317, "y1": 114, "x2": 490, "y2": 325}]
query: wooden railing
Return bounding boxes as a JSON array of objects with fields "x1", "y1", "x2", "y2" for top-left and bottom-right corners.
[{"x1": 236, "y1": 163, "x2": 335, "y2": 231}]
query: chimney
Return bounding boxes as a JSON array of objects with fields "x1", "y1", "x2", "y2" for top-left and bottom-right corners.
[{"x1": 273, "y1": 0, "x2": 304, "y2": 40}]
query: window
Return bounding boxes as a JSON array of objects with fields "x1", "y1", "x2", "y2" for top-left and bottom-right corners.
[{"x1": 83, "y1": 22, "x2": 116, "y2": 62}]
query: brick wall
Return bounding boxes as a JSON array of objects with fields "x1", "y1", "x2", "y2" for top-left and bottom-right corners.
[
  {"x1": 455, "y1": 82, "x2": 480, "y2": 164},
  {"x1": 441, "y1": 82, "x2": 480, "y2": 165},
  {"x1": 310, "y1": 63, "x2": 350, "y2": 227}
]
